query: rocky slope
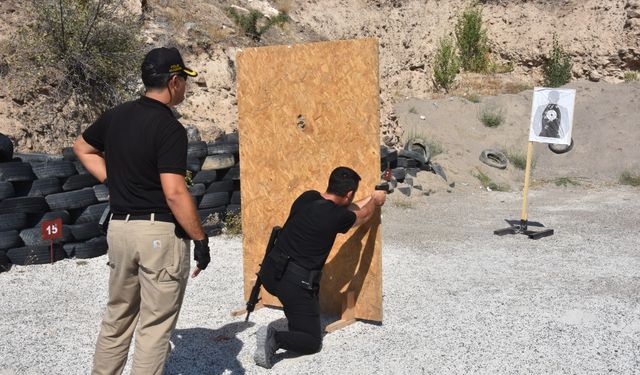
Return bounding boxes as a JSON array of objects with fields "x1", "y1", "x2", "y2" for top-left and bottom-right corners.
[{"x1": 0, "y1": 0, "x2": 638, "y2": 152}]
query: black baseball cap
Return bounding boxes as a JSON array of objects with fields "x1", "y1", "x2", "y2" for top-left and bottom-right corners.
[{"x1": 141, "y1": 47, "x2": 198, "y2": 78}]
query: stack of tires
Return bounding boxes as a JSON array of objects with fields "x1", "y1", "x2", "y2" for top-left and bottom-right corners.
[
  {"x1": 0, "y1": 131, "x2": 243, "y2": 272},
  {"x1": 0, "y1": 139, "x2": 108, "y2": 270},
  {"x1": 188, "y1": 133, "x2": 241, "y2": 236}
]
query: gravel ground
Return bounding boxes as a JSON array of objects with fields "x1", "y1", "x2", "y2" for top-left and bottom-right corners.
[{"x1": 1, "y1": 186, "x2": 639, "y2": 375}]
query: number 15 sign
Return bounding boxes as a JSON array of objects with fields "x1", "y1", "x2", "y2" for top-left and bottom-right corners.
[{"x1": 41, "y1": 218, "x2": 63, "y2": 241}]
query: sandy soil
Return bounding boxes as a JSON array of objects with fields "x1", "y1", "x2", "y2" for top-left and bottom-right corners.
[
  {"x1": 394, "y1": 80, "x2": 640, "y2": 192},
  {"x1": 0, "y1": 186, "x2": 638, "y2": 374}
]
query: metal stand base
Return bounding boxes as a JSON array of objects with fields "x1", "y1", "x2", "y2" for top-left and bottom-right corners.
[{"x1": 494, "y1": 219, "x2": 554, "y2": 240}]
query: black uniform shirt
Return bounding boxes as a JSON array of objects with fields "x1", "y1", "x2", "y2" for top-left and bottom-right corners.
[
  {"x1": 276, "y1": 190, "x2": 357, "y2": 271},
  {"x1": 82, "y1": 96, "x2": 187, "y2": 214}
]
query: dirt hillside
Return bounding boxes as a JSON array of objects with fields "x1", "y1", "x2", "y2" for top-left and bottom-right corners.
[
  {"x1": 0, "y1": 0, "x2": 639, "y2": 183},
  {"x1": 395, "y1": 80, "x2": 640, "y2": 192}
]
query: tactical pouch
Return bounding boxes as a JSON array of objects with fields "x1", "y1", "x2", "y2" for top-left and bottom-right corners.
[{"x1": 269, "y1": 249, "x2": 291, "y2": 280}]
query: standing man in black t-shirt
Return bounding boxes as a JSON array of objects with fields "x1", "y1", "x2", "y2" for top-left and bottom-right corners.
[
  {"x1": 73, "y1": 47, "x2": 211, "y2": 375},
  {"x1": 254, "y1": 166, "x2": 386, "y2": 368}
]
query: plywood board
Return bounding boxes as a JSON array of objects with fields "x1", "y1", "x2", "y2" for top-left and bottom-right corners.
[{"x1": 237, "y1": 38, "x2": 382, "y2": 322}]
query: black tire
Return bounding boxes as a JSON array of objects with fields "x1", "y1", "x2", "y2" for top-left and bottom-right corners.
[
  {"x1": 188, "y1": 183, "x2": 206, "y2": 197},
  {"x1": 0, "y1": 133, "x2": 14, "y2": 162},
  {"x1": 479, "y1": 149, "x2": 508, "y2": 169},
  {"x1": 0, "y1": 196, "x2": 49, "y2": 214},
  {"x1": 93, "y1": 184, "x2": 109, "y2": 202},
  {"x1": 391, "y1": 167, "x2": 406, "y2": 181},
  {"x1": 199, "y1": 192, "x2": 230, "y2": 209},
  {"x1": 192, "y1": 170, "x2": 218, "y2": 185},
  {"x1": 73, "y1": 202, "x2": 109, "y2": 224},
  {"x1": 548, "y1": 138, "x2": 574, "y2": 155},
  {"x1": 201, "y1": 154, "x2": 235, "y2": 171},
  {"x1": 62, "y1": 147, "x2": 78, "y2": 161},
  {"x1": 0, "y1": 181, "x2": 15, "y2": 200},
  {"x1": 187, "y1": 157, "x2": 202, "y2": 172},
  {"x1": 206, "y1": 142, "x2": 239, "y2": 155},
  {"x1": 430, "y1": 162, "x2": 448, "y2": 181},
  {"x1": 46, "y1": 188, "x2": 97, "y2": 210},
  {"x1": 68, "y1": 222, "x2": 102, "y2": 241},
  {"x1": 0, "y1": 249, "x2": 10, "y2": 272},
  {"x1": 398, "y1": 149, "x2": 427, "y2": 165},
  {"x1": 187, "y1": 141, "x2": 208, "y2": 159},
  {"x1": 222, "y1": 165, "x2": 240, "y2": 181},
  {"x1": 226, "y1": 204, "x2": 241, "y2": 215},
  {"x1": 0, "y1": 213, "x2": 28, "y2": 231},
  {"x1": 404, "y1": 138, "x2": 431, "y2": 164},
  {"x1": 13, "y1": 152, "x2": 63, "y2": 163},
  {"x1": 74, "y1": 161, "x2": 89, "y2": 175},
  {"x1": 28, "y1": 177, "x2": 62, "y2": 197},
  {"x1": 222, "y1": 132, "x2": 239, "y2": 143},
  {"x1": 0, "y1": 162, "x2": 36, "y2": 182},
  {"x1": 0, "y1": 230, "x2": 22, "y2": 250},
  {"x1": 74, "y1": 236, "x2": 108, "y2": 259},
  {"x1": 396, "y1": 157, "x2": 417, "y2": 168},
  {"x1": 31, "y1": 210, "x2": 72, "y2": 228},
  {"x1": 20, "y1": 225, "x2": 73, "y2": 246},
  {"x1": 31, "y1": 160, "x2": 77, "y2": 179},
  {"x1": 380, "y1": 146, "x2": 398, "y2": 168},
  {"x1": 206, "y1": 180, "x2": 234, "y2": 193},
  {"x1": 62, "y1": 174, "x2": 99, "y2": 191},
  {"x1": 230, "y1": 191, "x2": 241, "y2": 204},
  {"x1": 7, "y1": 244, "x2": 65, "y2": 265}
]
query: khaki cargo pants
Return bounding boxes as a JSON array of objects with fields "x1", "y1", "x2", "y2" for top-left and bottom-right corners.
[{"x1": 92, "y1": 217, "x2": 190, "y2": 375}]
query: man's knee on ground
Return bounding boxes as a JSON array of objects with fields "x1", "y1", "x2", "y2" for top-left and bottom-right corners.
[{"x1": 298, "y1": 337, "x2": 322, "y2": 355}]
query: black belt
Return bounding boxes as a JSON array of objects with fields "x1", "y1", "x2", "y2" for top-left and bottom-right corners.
[
  {"x1": 268, "y1": 248, "x2": 322, "y2": 290},
  {"x1": 110, "y1": 213, "x2": 175, "y2": 223}
]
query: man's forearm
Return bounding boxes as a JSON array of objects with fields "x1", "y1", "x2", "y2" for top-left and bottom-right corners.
[
  {"x1": 73, "y1": 137, "x2": 107, "y2": 183},
  {"x1": 166, "y1": 191, "x2": 206, "y2": 240}
]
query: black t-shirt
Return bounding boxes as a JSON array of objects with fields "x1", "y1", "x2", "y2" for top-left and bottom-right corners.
[
  {"x1": 276, "y1": 190, "x2": 357, "y2": 271},
  {"x1": 82, "y1": 96, "x2": 187, "y2": 214}
]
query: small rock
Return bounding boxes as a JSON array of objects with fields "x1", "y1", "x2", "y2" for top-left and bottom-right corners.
[
  {"x1": 420, "y1": 115, "x2": 426, "y2": 120},
  {"x1": 398, "y1": 186, "x2": 411, "y2": 196},
  {"x1": 589, "y1": 70, "x2": 602, "y2": 82}
]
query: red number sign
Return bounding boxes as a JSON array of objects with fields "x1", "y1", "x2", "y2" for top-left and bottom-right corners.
[{"x1": 41, "y1": 218, "x2": 63, "y2": 241}]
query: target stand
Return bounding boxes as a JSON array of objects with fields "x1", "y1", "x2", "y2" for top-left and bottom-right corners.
[{"x1": 494, "y1": 141, "x2": 554, "y2": 240}]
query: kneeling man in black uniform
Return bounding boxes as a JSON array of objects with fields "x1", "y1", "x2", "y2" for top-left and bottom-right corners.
[{"x1": 254, "y1": 166, "x2": 386, "y2": 368}]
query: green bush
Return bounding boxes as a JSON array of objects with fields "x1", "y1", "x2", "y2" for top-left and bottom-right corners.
[
  {"x1": 7, "y1": 0, "x2": 144, "y2": 119},
  {"x1": 619, "y1": 171, "x2": 640, "y2": 187},
  {"x1": 432, "y1": 36, "x2": 460, "y2": 92},
  {"x1": 502, "y1": 148, "x2": 536, "y2": 170},
  {"x1": 479, "y1": 107, "x2": 504, "y2": 128},
  {"x1": 227, "y1": 7, "x2": 289, "y2": 41},
  {"x1": 455, "y1": 5, "x2": 489, "y2": 72},
  {"x1": 543, "y1": 35, "x2": 572, "y2": 87}
]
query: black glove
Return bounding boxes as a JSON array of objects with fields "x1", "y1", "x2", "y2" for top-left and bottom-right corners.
[{"x1": 193, "y1": 237, "x2": 211, "y2": 270}]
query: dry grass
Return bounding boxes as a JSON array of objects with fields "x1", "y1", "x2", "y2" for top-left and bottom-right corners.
[
  {"x1": 223, "y1": 212, "x2": 243, "y2": 235},
  {"x1": 474, "y1": 169, "x2": 510, "y2": 191},
  {"x1": 619, "y1": 171, "x2": 640, "y2": 186}
]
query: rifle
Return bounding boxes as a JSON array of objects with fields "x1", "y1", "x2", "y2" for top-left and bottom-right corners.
[{"x1": 245, "y1": 225, "x2": 282, "y2": 322}]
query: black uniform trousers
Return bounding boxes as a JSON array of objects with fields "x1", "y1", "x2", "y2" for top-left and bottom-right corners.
[{"x1": 260, "y1": 256, "x2": 323, "y2": 355}]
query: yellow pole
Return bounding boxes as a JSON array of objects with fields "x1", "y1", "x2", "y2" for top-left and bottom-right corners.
[{"x1": 520, "y1": 141, "x2": 534, "y2": 222}]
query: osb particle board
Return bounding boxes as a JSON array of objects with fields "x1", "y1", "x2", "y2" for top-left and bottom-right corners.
[{"x1": 237, "y1": 38, "x2": 382, "y2": 322}]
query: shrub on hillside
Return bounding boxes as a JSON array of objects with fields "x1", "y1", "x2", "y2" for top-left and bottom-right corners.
[
  {"x1": 432, "y1": 36, "x2": 460, "y2": 92},
  {"x1": 542, "y1": 35, "x2": 572, "y2": 87},
  {"x1": 227, "y1": 7, "x2": 289, "y2": 41},
  {"x1": 455, "y1": 5, "x2": 489, "y2": 73},
  {"x1": 5, "y1": 0, "x2": 144, "y2": 121}
]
